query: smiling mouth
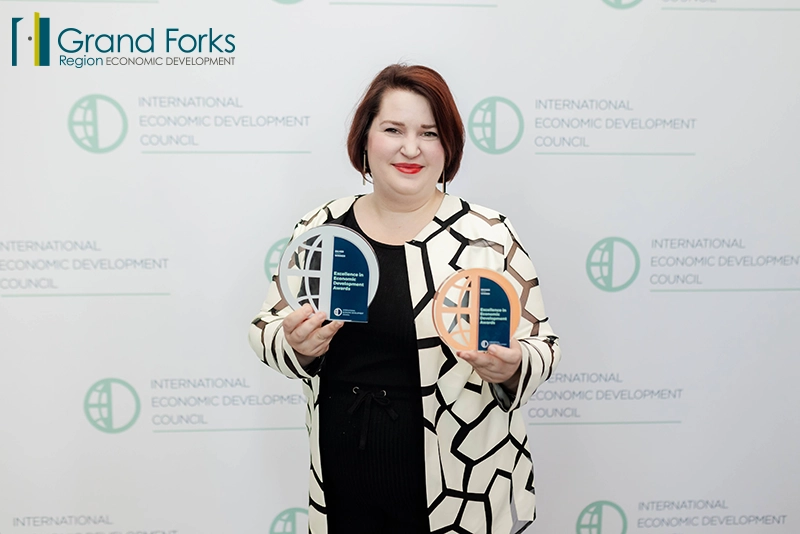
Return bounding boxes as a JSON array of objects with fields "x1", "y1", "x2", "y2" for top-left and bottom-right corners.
[{"x1": 393, "y1": 164, "x2": 423, "y2": 174}]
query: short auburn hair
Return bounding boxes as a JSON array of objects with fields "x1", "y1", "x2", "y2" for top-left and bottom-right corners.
[{"x1": 347, "y1": 64, "x2": 465, "y2": 185}]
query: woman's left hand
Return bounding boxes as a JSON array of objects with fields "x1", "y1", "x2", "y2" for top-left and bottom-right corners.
[{"x1": 457, "y1": 338, "x2": 522, "y2": 391}]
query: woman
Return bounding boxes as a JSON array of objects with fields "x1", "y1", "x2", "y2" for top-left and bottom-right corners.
[{"x1": 249, "y1": 64, "x2": 561, "y2": 534}]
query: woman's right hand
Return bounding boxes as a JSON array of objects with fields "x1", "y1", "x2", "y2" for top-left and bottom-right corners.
[{"x1": 283, "y1": 304, "x2": 344, "y2": 365}]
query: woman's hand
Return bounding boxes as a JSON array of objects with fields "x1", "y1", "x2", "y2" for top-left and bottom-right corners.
[
  {"x1": 283, "y1": 304, "x2": 344, "y2": 366},
  {"x1": 457, "y1": 338, "x2": 522, "y2": 391}
]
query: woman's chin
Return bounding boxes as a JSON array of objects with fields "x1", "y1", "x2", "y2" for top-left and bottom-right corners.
[{"x1": 376, "y1": 178, "x2": 438, "y2": 199}]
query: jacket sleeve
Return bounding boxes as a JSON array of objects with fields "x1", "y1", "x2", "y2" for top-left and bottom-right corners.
[
  {"x1": 247, "y1": 206, "x2": 330, "y2": 380},
  {"x1": 489, "y1": 217, "x2": 562, "y2": 411}
]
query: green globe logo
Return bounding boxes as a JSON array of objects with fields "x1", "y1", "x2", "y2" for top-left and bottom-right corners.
[
  {"x1": 270, "y1": 507, "x2": 308, "y2": 534},
  {"x1": 602, "y1": 0, "x2": 643, "y2": 9},
  {"x1": 265, "y1": 238, "x2": 290, "y2": 279},
  {"x1": 84, "y1": 378, "x2": 140, "y2": 434},
  {"x1": 577, "y1": 501, "x2": 627, "y2": 534},
  {"x1": 586, "y1": 237, "x2": 640, "y2": 292},
  {"x1": 468, "y1": 96, "x2": 524, "y2": 155},
  {"x1": 68, "y1": 95, "x2": 128, "y2": 154}
]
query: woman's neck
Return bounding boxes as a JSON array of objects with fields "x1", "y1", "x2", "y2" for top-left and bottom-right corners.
[{"x1": 354, "y1": 190, "x2": 444, "y2": 245}]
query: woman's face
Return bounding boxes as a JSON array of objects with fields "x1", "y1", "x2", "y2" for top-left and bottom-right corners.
[{"x1": 365, "y1": 89, "x2": 446, "y2": 202}]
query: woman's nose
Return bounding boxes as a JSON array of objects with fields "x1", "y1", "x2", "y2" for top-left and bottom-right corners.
[{"x1": 400, "y1": 136, "x2": 421, "y2": 158}]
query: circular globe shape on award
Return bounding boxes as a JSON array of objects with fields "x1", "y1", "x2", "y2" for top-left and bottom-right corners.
[
  {"x1": 270, "y1": 508, "x2": 308, "y2": 534},
  {"x1": 586, "y1": 237, "x2": 640, "y2": 292},
  {"x1": 264, "y1": 238, "x2": 290, "y2": 279},
  {"x1": 433, "y1": 268, "x2": 521, "y2": 351},
  {"x1": 84, "y1": 378, "x2": 140, "y2": 434},
  {"x1": 602, "y1": 0, "x2": 643, "y2": 9},
  {"x1": 468, "y1": 96, "x2": 524, "y2": 155},
  {"x1": 278, "y1": 225, "x2": 379, "y2": 320},
  {"x1": 68, "y1": 95, "x2": 128, "y2": 154},
  {"x1": 576, "y1": 501, "x2": 627, "y2": 534}
]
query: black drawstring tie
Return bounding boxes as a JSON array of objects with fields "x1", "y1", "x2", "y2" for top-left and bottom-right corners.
[{"x1": 347, "y1": 386, "x2": 398, "y2": 450}]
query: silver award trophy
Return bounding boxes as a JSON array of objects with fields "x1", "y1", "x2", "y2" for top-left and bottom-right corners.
[{"x1": 278, "y1": 225, "x2": 379, "y2": 322}]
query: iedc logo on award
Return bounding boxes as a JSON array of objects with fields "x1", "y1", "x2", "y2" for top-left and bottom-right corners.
[
  {"x1": 469, "y1": 97, "x2": 524, "y2": 155},
  {"x1": 602, "y1": 0, "x2": 643, "y2": 9},
  {"x1": 264, "y1": 238, "x2": 290, "y2": 279},
  {"x1": 586, "y1": 237, "x2": 640, "y2": 292},
  {"x1": 68, "y1": 95, "x2": 128, "y2": 154},
  {"x1": 84, "y1": 378, "x2": 141, "y2": 434},
  {"x1": 577, "y1": 501, "x2": 628, "y2": 534},
  {"x1": 270, "y1": 508, "x2": 308, "y2": 534}
]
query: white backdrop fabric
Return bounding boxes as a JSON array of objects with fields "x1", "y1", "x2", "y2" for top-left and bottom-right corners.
[{"x1": 1, "y1": 1, "x2": 798, "y2": 533}]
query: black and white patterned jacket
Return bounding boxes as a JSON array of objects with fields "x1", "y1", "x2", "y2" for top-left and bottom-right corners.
[{"x1": 249, "y1": 194, "x2": 561, "y2": 534}]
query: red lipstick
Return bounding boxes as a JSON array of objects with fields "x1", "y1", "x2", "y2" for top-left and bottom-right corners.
[{"x1": 393, "y1": 163, "x2": 423, "y2": 174}]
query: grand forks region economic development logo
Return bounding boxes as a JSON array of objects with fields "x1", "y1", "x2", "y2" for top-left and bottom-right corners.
[
  {"x1": 577, "y1": 501, "x2": 628, "y2": 534},
  {"x1": 10, "y1": 13, "x2": 50, "y2": 66},
  {"x1": 602, "y1": 0, "x2": 643, "y2": 9},
  {"x1": 468, "y1": 97, "x2": 524, "y2": 155},
  {"x1": 9, "y1": 12, "x2": 237, "y2": 69},
  {"x1": 68, "y1": 95, "x2": 128, "y2": 153},
  {"x1": 84, "y1": 378, "x2": 140, "y2": 433},
  {"x1": 270, "y1": 508, "x2": 308, "y2": 534},
  {"x1": 586, "y1": 237, "x2": 640, "y2": 292}
]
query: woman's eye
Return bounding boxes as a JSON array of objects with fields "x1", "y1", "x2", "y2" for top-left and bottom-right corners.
[
  {"x1": 423, "y1": 131, "x2": 439, "y2": 138},
  {"x1": 385, "y1": 127, "x2": 400, "y2": 134}
]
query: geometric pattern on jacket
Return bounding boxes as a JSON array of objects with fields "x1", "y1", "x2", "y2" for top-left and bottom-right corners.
[{"x1": 249, "y1": 195, "x2": 561, "y2": 534}]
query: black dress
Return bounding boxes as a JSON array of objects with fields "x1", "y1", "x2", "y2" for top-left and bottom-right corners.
[{"x1": 318, "y1": 206, "x2": 429, "y2": 534}]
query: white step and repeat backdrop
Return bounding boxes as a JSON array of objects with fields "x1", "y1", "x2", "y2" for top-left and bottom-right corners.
[{"x1": 1, "y1": 0, "x2": 798, "y2": 533}]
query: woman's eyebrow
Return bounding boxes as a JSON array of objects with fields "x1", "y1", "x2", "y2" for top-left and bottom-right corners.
[{"x1": 379, "y1": 120, "x2": 437, "y2": 129}]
